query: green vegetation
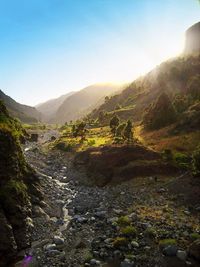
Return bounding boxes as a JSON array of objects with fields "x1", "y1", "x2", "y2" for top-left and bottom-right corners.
[
  {"x1": 159, "y1": 239, "x2": 177, "y2": 249},
  {"x1": 143, "y1": 93, "x2": 177, "y2": 130},
  {"x1": 144, "y1": 227, "x2": 157, "y2": 239},
  {"x1": 110, "y1": 114, "x2": 120, "y2": 136},
  {"x1": 190, "y1": 233, "x2": 200, "y2": 240},
  {"x1": 117, "y1": 216, "x2": 131, "y2": 226},
  {"x1": 120, "y1": 226, "x2": 137, "y2": 237}
]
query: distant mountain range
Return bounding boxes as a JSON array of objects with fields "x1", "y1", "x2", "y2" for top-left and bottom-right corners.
[
  {"x1": 0, "y1": 90, "x2": 41, "y2": 123},
  {"x1": 36, "y1": 83, "x2": 124, "y2": 124},
  {"x1": 36, "y1": 91, "x2": 75, "y2": 122}
]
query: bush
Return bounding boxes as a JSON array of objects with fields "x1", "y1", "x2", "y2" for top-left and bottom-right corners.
[
  {"x1": 159, "y1": 239, "x2": 177, "y2": 249},
  {"x1": 144, "y1": 227, "x2": 157, "y2": 239},
  {"x1": 173, "y1": 152, "x2": 191, "y2": 169},
  {"x1": 121, "y1": 226, "x2": 137, "y2": 237},
  {"x1": 117, "y1": 216, "x2": 131, "y2": 226},
  {"x1": 55, "y1": 142, "x2": 72, "y2": 152},
  {"x1": 87, "y1": 139, "x2": 96, "y2": 146},
  {"x1": 113, "y1": 237, "x2": 129, "y2": 248},
  {"x1": 162, "y1": 149, "x2": 173, "y2": 161},
  {"x1": 190, "y1": 233, "x2": 200, "y2": 241}
]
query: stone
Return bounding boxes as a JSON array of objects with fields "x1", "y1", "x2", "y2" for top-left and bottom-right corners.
[
  {"x1": 90, "y1": 259, "x2": 100, "y2": 265},
  {"x1": 95, "y1": 211, "x2": 106, "y2": 218},
  {"x1": 131, "y1": 241, "x2": 139, "y2": 248},
  {"x1": 53, "y1": 235, "x2": 65, "y2": 245},
  {"x1": 120, "y1": 258, "x2": 135, "y2": 267},
  {"x1": 45, "y1": 244, "x2": 56, "y2": 251},
  {"x1": 46, "y1": 249, "x2": 61, "y2": 256},
  {"x1": 176, "y1": 250, "x2": 187, "y2": 261},
  {"x1": 163, "y1": 245, "x2": 178, "y2": 256},
  {"x1": 189, "y1": 239, "x2": 200, "y2": 261}
]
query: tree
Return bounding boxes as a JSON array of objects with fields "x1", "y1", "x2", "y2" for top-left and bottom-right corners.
[
  {"x1": 123, "y1": 120, "x2": 133, "y2": 143},
  {"x1": 110, "y1": 115, "x2": 120, "y2": 136},
  {"x1": 72, "y1": 121, "x2": 86, "y2": 139},
  {"x1": 98, "y1": 111, "x2": 105, "y2": 124},
  {"x1": 105, "y1": 96, "x2": 109, "y2": 102},
  {"x1": 143, "y1": 93, "x2": 177, "y2": 130}
]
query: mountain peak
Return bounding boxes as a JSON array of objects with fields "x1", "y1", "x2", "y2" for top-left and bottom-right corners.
[{"x1": 184, "y1": 21, "x2": 200, "y2": 55}]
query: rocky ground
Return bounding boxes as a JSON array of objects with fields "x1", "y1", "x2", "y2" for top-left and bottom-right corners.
[{"x1": 14, "y1": 131, "x2": 200, "y2": 267}]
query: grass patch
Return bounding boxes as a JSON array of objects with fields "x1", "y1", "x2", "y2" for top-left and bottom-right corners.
[
  {"x1": 120, "y1": 226, "x2": 137, "y2": 237},
  {"x1": 159, "y1": 239, "x2": 177, "y2": 249},
  {"x1": 117, "y1": 216, "x2": 131, "y2": 226}
]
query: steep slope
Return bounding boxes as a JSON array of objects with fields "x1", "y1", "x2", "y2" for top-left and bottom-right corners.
[
  {"x1": 90, "y1": 56, "x2": 200, "y2": 129},
  {"x1": 36, "y1": 91, "x2": 74, "y2": 122},
  {"x1": 0, "y1": 101, "x2": 42, "y2": 266},
  {"x1": 90, "y1": 22, "x2": 200, "y2": 129},
  {"x1": 52, "y1": 83, "x2": 123, "y2": 124},
  {"x1": 0, "y1": 90, "x2": 41, "y2": 123},
  {"x1": 184, "y1": 21, "x2": 200, "y2": 55}
]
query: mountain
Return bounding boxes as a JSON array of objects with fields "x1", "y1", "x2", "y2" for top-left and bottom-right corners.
[
  {"x1": 52, "y1": 83, "x2": 124, "y2": 124},
  {"x1": 0, "y1": 101, "x2": 42, "y2": 266},
  {"x1": 0, "y1": 90, "x2": 41, "y2": 123},
  {"x1": 36, "y1": 91, "x2": 74, "y2": 122},
  {"x1": 90, "y1": 22, "x2": 200, "y2": 134},
  {"x1": 184, "y1": 21, "x2": 200, "y2": 55}
]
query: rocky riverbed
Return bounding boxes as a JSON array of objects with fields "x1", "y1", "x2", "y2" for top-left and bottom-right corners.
[{"x1": 14, "y1": 132, "x2": 200, "y2": 267}]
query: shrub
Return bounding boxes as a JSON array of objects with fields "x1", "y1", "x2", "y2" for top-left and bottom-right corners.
[
  {"x1": 159, "y1": 239, "x2": 177, "y2": 249},
  {"x1": 87, "y1": 139, "x2": 96, "y2": 146},
  {"x1": 121, "y1": 226, "x2": 137, "y2": 237},
  {"x1": 162, "y1": 149, "x2": 173, "y2": 161},
  {"x1": 55, "y1": 142, "x2": 72, "y2": 152},
  {"x1": 113, "y1": 237, "x2": 129, "y2": 248},
  {"x1": 117, "y1": 216, "x2": 131, "y2": 226},
  {"x1": 173, "y1": 152, "x2": 191, "y2": 169},
  {"x1": 190, "y1": 233, "x2": 200, "y2": 241},
  {"x1": 143, "y1": 93, "x2": 177, "y2": 130},
  {"x1": 144, "y1": 227, "x2": 157, "y2": 239}
]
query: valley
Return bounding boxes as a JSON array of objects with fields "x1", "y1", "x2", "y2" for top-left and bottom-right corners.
[
  {"x1": 13, "y1": 128, "x2": 200, "y2": 267},
  {"x1": 0, "y1": 10, "x2": 200, "y2": 267}
]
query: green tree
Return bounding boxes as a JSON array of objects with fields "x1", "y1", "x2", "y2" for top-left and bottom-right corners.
[
  {"x1": 110, "y1": 115, "x2": 120, "y2": 136},
  {"x1": 98, "y1": 111, "x2": 105, "y2": 124},
  {"x1": 116, "y1": 123, "x2": 126, "y2": 137},
  {"x1": 72, "y1": 122, "x2": 86, "y2": 139},
  {"x1": 124, "y1": 120, "x2": 133, "y2": 143}
]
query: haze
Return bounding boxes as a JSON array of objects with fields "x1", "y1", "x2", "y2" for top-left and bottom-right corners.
[{"x1": 0, "y1": 0, "x2": 199, "y2": 106}]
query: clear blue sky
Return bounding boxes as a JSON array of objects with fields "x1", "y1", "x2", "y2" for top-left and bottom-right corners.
[{"x1": 0, "y1": 0, "x2": 199, "y2": 106}]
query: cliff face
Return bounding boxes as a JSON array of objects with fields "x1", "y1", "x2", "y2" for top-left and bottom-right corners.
[
  {"x1": 0, "y1": 101, "x2": 42, "y2": 266},
  {"x1": 184, "y1": 22, "x2": 200, "y2": 55}
]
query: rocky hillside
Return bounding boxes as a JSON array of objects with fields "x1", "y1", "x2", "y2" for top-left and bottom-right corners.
[
  {"x1": 0, "y1": 90, "x2": 41, "y2": 123},
  {"x1": 0, "y1": 101, "x2": 42, "y2": 266},
  {"x1": 52, "y1": 83, "x2": 123, "y2": 124},
  {"x1": 36, "y1": 91, "x2": 74, "y2": 122},
  {"x1": 89, "y1": 23, "x2": 200, "y2": 133},
  {"x1": 90, "y1": 55, "x2": 200, "y2": 130}
]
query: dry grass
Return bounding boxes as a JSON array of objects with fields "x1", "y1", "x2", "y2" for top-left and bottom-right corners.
[{"x1": 135, "y1": 125, "x2": 200, "y2": 153}]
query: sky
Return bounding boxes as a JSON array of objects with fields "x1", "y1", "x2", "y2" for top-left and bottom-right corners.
[{"x1": 0, "y1": 0, "x2": 199, "y2": 106}]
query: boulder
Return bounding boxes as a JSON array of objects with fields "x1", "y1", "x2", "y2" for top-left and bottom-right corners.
[{"x1": 189, "y1": 239, "x2": 200, "y2": 261}]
